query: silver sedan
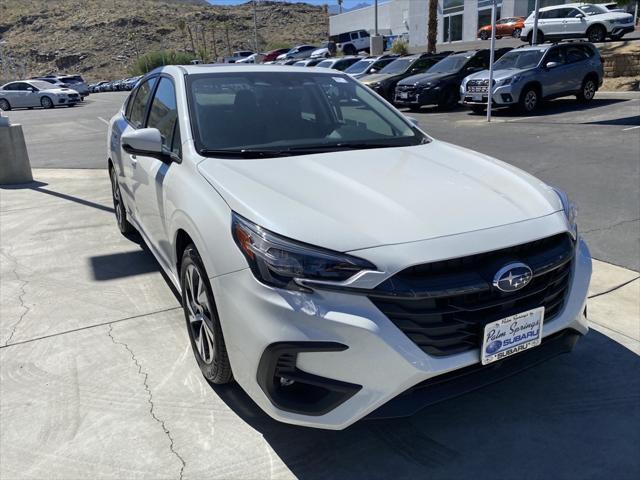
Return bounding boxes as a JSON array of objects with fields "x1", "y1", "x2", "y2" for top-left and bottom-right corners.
[{"x1": 0, "y1": 80, "x2": 81, "y2": 110}]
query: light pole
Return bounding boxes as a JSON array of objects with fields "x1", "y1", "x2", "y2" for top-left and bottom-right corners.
[
  {"x1": 487, "y1": 0, "x2": 497, "y2": 122},
  {"x1": 532, "y1": 0, "x2": 540, "y2": 45},
  {"x1": 374, "y1": 0, "x2": 378, "y2": 36},
  {"x1": 253, "y1": 0, "x2": 259, "y2": 52}
]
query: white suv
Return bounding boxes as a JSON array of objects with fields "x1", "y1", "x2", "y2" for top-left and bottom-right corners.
[
  {"x1": 522, "y1": 2, "x2": 635, "y2": 43},
  {"x1": 108, "y1": 65, "x2": 591, "y2": 430}
]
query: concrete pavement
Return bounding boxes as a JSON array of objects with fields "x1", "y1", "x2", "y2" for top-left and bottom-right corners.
[{"x1": 1, "y1": 169, "x2": 638, "y2": 479}]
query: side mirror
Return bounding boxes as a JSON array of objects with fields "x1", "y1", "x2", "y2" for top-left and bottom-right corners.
[
  {"x1": 121, "y1": 128, "x2": 177, "y2": 163},
  {"x1": 545, "y1": 61, "x2": 560, "y2": 69},
  {"x1": 575, "y1": 13, "x2": 585, "y2": 18},
  {"x1": 27, "y1": 87, "x2": 36, "y2": 92},
  {"x1": 405, "y1": 116, "x2": 420, "y2": 127}
]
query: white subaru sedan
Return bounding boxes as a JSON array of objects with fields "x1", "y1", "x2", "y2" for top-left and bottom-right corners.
[{"x1": 107, "y1": 65, "x2": 591, "y2": 430}]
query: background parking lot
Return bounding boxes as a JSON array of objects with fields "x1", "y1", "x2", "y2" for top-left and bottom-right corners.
[{"x1": 1, "y1": 90, "x2": 639, "y2": 479}]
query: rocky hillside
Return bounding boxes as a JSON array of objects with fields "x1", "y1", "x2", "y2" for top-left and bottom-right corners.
[{"x1": 0, "y1": 0, "x2": 329, "y2": 82}]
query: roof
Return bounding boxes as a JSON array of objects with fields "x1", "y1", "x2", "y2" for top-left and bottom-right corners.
[
  {"x1": 538, "y1": 2, "x2": 594, "y2": 11},
  {"x1": 160, "y1": 64, "x2": 352, "y2": 76}
]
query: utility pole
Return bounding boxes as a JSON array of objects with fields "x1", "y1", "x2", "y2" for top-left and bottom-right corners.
[
  {"x1": 532, "y1": 0, "x2": 540, "y2": 45},
  {"x1": 487, "y1": 0, "x2": 497, "y2": 122},
  {"x1": 374, "y1": 0, "x2": 378, "y2": 36},
  {"x1": 253, "y1": 0, "x2": 259, "y2": 52}
]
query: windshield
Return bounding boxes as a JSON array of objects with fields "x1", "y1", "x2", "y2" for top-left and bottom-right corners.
[
  {"x1": 427, "y1": 55, "x2": 469, "y2": 74},
  {"x1": 494, "y1": 49, "x2": 544, "y2": 70},
  {"x1": 581, "y1": 5, "x2": 607, "y2": 15},
  {"x1": 345, "y1": 59, "x2": 374, "y2": 74},
  {"x1": 187, "y1": 72, "x2": 426, "y2": 157},
  {"x1": 29, "y1": 80, "x2": 55, "y2": 90},
  {"x1": 379, "y1": 58, "x2": 412, "y2": 74}
]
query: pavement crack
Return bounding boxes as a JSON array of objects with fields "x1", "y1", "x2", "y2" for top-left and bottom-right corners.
[
  {"x1": 581, "y1": 217, "x2": 640, "y2": 235},
  {"x1": 1, "y1": 248, "x2": 31, "y2": 346},
  {"x1": 107, "y1": 324, "x2": 186, "y2": 480}
]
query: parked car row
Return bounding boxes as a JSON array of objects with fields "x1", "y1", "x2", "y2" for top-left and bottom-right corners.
[
  {"x1": 89, "y1": 76, "x2": 142, "y2": 93},
  {"x1": 31, "y1": 74, "x2": 89, "y2": 98}
]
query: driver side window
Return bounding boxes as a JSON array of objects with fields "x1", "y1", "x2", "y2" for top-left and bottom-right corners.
[{"x1": 146, "y1": 77, "x2": 179, "y2": 153}]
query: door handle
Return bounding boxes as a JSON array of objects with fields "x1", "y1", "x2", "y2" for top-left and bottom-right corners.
[{"x1": 129, "y1": 154, "x2": 137, "y2": 166}]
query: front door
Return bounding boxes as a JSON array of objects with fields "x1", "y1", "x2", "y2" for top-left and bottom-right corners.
[
  {"x1": 132, "y1": 76, "x2": 181, "y2": 267},
  {"x1": 541, "y1": 46, "x2": 569, "y2": 96}
]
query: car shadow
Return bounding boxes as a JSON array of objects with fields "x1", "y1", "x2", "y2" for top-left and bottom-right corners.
[
  {"x1": 209, "y1": 331, "x2": 639, "y2": 480},
  {"x1": 463, "y1": 97, "x2": 630, "y2": 120}
]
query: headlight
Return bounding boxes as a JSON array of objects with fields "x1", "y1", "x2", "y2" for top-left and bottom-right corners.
[
  {"x1": 231, "y1": 213, "x2": 377, "y2": 291},
  {"x1": 497, "y1": 75, "x2": 521, "y2": 86},
  {"x1": 552, "y1": 188, "x2": 578, "y2": 238}
]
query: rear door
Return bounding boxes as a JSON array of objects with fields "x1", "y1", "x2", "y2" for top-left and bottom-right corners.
[
  {"x1": 9, "y1": 82, "x2": 32, "y2": 107},
  {"x1": 563, "y1": 44, "x2": 591, "y2": 91}
]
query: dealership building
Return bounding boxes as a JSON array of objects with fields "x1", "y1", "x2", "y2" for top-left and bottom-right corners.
[{"x1": 329, "y1": 1, "x2": 588, "y2": 47}]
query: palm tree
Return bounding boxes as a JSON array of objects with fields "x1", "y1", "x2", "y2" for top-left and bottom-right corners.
[{"x1": 427, "y1": 0, "x2": 438, "y2": 53}]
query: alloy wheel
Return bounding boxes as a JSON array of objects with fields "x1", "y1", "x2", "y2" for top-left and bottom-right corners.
[
  {"x1": 524, "y1": 90, "x2": 537, "y2": 112},
  {"x1": 41, "y1": 97, "x2": 53, "y2": 109},
  {"x1": 184, "y1": 264, "x2": 216, "y2": 364},
  {"x1": 583, "y1": 80, "x2": 596, "y2": 101},
  {"x1": 512, "y1": 28, "x2": 522, "y2": 38}
]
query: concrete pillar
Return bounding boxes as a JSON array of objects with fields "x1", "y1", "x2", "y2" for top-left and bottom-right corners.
[
  {"x1": 370, "y1": 35, "x2": 384, "y2": 55},
  {"x1": 0, "y1": 123, "x2": 33, "y2": 185}
]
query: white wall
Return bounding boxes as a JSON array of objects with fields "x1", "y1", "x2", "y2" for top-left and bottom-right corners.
[{"x1": 329, "y1": 1, "x2": 411, "y2": 37}]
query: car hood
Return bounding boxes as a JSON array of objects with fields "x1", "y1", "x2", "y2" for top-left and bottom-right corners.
[
  {"x1": 360, "y1": 73, "x2": 395, "y2": 84},
  {"x1": 311, "y1": 48, "x2": 329, "y2": 57},
  {"x1": 465, "y1": 68, "x2": 531, "y2": 82},
  {"x1": 399, "y1": 72, "x2": 453, "y2": 86},
  {"x1": 197, "y1": 141, "x2": 561, "y2": 252},
  {"x1": 45, "y1": 88, "x2": 77, "y2": 94}
]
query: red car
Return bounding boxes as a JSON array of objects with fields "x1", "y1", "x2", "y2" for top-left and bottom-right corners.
[
  {"x1": 478, "y1": 17, "x2": 526, "y2": 40},
  {"x1": 262, "y1": 48, "x2": 291, "y2": 63}
]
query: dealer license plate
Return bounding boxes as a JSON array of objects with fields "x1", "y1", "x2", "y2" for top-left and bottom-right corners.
[
  {"x1": 399, "y1": 92, "x2": 408, "y2": 99},
  {"x1": 481, "y1": 307, "x2": 544, "y2": 365},
  {"x1": 472, "y1": 94, "x2": 483, "y2": 102}
]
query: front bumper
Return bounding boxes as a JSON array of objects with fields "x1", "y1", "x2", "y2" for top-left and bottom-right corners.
[
  {"x1": 611, "y1": 25, "x2": 634, "y2": 36},
  {"x1": 213, "y1": 227, "x2": 591, "y2": 430},
  {"x1": 461, "y1": 83, "x2": 522, "y2": 107},
  {"x1": 394, "y1": 87, "x2": 441, "y2": 107}
]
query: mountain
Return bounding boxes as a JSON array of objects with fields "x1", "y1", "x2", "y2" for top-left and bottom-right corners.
[
  {"x1": 328, "y1": 2, "x2": 371, "y2": 15},
  {"x1": 0, "y1": 0, "x2": 329, "y2": 82}
]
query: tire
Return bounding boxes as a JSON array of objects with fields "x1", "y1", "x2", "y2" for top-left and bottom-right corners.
[
  {"x1": 109, "y1": 165, "x2": 135, "y2": 236},
  {"x1": 343, "y1": 44, "x2": 356, "y2": 56},
  {"x1": 587, "y1": 25, "x2": 606, "y2": 43},
  {"x1": 438, "y1": 86, "x2": 459, "y2": 110},
  {"x1": 527, "y1": 30, "x2": 544, "y2": 45},
  {"x1": 180, "y1": 244, "x2": 233, "y2": 385},
  {"x1": 577, "y1": 76, "x2": 597, "y2": 103},
  {"x1": 40, "y1": 96, "x2": 53, "y2": 109},
  {"x1": 480, "y1": 31, "x2": 489, "y2": 40},
  {"x1": 512, "y1": 28, "x2": 522, "y2": 38},
  {"x1": 470, "y1": 105, "x2": 485, "y2": 115},
  {"x1": 519, "y1": 86, "x2": 540, "y2": 113},
  {"x1": 0, "y1": 99, "x2": 11, "y2": 111}
]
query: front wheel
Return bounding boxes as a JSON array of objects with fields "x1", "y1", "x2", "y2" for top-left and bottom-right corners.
[
  {"x1": 480, "y1": 31, "x2": 489, "y2": 40},
  {"x1": 519, "y1": 87, "x2": 539, "y2": 113},
  {"x1": 181, "y1": 244, "x2": 233, "y2": 385},
  {"x1": 40, "y1": 96, "x2": 53, "y2": 109},
  {"x1": 438, "y1": 86, "x2": 459, "y2": 110},
  {"x1": 587, "y1": 25, "x2": 606, "y2": 43},
  {"x1": 577, "y1": 77, "x2": 597, "y2": 103}
]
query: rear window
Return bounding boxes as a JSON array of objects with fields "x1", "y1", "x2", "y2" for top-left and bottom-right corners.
[{"x1": 59, "y1": 75, "x2": 84, "y2": 83}]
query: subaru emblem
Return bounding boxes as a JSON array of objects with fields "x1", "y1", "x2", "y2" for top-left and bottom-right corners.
[{"x1": 493, "y1": 262, "x2": 533, "y2": 292}]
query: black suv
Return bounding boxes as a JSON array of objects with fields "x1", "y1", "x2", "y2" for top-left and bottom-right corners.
[
  {"x1": 394, "y1": 48, "x2": 512, "y2": 110},
  {"x1": 360, "y1": 52, "x2": 451, "y2": 102}
]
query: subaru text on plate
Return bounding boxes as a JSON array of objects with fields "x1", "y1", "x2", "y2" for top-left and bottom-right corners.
[{"x1": 107, "y1": 64, "x2": 591, "y2": 430}]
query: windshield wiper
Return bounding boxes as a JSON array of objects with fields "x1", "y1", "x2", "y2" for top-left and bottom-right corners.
[{"x1": 199, "y1": 148, "x2": 294, "y2": 158}]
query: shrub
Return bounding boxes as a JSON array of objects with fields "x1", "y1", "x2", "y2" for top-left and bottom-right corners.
[
  {"x1": 390, "y1": 39, "x2": 409, "y2": 56},
  {"x1": 130, "y1": 51, "x2": 196, "y2": 76}
]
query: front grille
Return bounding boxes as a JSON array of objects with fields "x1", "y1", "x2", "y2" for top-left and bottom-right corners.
[
  {"x1": 368, "y1": 234, "x2": 575, "y2": 357},
  {"x1": 68, "y1": 94, "x2": 79, "y2": 99},
  {"x1": 395, "y1": 85, "x2": 417, "y2": 101},
  {"x1": 466, "y1": 79, "x2": 493, "y2": 93}
]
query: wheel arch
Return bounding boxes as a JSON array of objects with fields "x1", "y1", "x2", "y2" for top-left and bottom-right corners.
[{"x1": 520, "y1": 80, "x2": 543, "y2": 100}]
